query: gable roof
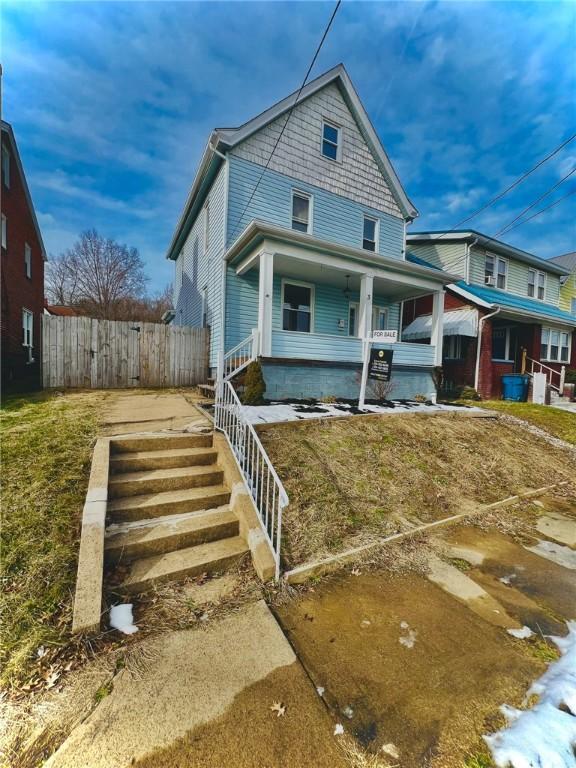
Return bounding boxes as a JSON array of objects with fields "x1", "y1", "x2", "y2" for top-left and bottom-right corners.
[
  {"x1": 550, "y1": 251, "x2": 576, "y2": 273},
  {"x1": 407, "y1": 230, "x2": 569, "y2": 276},
  {"x1": 166, "y1": 64, "x2": 417, "y2": 260},
  {"x1": 1, "y1": 120, "x2": 47, "y2": 261}
]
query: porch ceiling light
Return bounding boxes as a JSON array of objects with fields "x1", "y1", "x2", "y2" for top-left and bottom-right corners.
[{"x1": 343, "y1": 274, "x2": 351, "y2": 299}]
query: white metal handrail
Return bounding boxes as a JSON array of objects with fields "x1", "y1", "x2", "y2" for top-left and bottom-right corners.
[
  {"x1": 525, "y1": 355, "x2": 566, "y2": 393},
  {"x1": 214, "y1": 379, "x2": 288, "y2": 580},
  {"x1": 221, "y1": 329, "x2": 259, "y2": 381}
]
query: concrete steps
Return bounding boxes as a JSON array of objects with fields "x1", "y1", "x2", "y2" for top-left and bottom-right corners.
[
  {"x1": 118, "y1": 536, "x2": 249, "y2": 594},
  {"x1": 106, "y1": 431, "x2": 246, "y2": 593}
]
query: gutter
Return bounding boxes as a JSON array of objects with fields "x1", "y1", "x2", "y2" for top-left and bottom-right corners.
[{"x1": 474, "y1": 306, "x2": 501, "y2": 391}]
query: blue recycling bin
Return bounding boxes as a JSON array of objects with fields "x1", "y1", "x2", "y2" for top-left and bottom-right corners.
[{"x1": 501, "y1": 374, "x2": 530, "y2": 402}]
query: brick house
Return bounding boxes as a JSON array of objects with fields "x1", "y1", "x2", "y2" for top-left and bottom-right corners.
[
  {"x1": 403, "y1": 232, "x2": 576, "y2": 399},
  {"x1": 1, "y1": 120, "x2": 47, "y2": 390}
]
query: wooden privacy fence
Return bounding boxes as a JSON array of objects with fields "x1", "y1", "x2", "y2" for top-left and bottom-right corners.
[{"x1": 42, "y1": 316, "x2": 209, "y2": 389}]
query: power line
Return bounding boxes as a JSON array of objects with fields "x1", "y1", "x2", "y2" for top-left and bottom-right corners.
[
  {"x1": 228, "y1": 0, "x2": 341, "y2": 243},
  {"x1": 496, "y1": 187, "x2": 576, "y2": 235},
  {"x1": 494, "y1": 166, "x2": 576, "y2": 237},
  {"x1": 437, "y1": 132, "x2": 576, "y2": 237}
]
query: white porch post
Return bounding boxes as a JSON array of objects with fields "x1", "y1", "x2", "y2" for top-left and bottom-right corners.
[
  {"x1": 431, "y1": 290, "x2": 445, "y2": 366},
  {"x1": 258, "y1": 251, "x2": 274, "y2": 357},
  {"x1": 358, "y1": 274, "x2": 374, "y2": 340}
]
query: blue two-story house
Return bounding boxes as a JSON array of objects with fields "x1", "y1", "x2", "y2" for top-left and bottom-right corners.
[{"x1": 166, "y1": 65, "x2": 457, "y2": 401}]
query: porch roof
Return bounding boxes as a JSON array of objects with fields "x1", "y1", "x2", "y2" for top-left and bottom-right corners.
[
  {"x1": 403, "y1": 308, "x2": 479, "y2": 340},
  {"x1": 225, "y1": 221, "x2": 461, "y2": 291}
]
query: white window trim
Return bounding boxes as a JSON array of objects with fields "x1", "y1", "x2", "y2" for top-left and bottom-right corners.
[
  {"x1": 492, "y1": 326, "x2": 514, "y2": 362},
  {"x1": 528, "y1": 268, "x2": 546, "y2": 301},
  {"x1": 291, "y1": 189, "x2": 313, "y2": 234},
  {"x1": 485, "y1": 253, "x2": 508, "y2": 289},
  {"x1": 203, "y1": 200, "x2": 210, "y2": 255},
  {"x1": 24, "y1": 243, "x2": 32, "y2": 279},
  {"x1": 281, "y1": 278, "x2": 315, "y2": 334},
  {"x1": 541, "y1": 326, "x2": 571, "y2": 363},
  {"x1": 372, "y1": 305, "x2": 387, "y2": 331},
  {"x1": 443, "y1": 335, "x2": 463, "y2": 360},
  {"x1": 362, "y1": 214, "x2": 379, "y2": 253},
  {"x1": 22, "y1": 308, "x2": 33, "y2": 348},
  {"x1": 320, "y1": 118, "x2": 342, "y2": 162},
  {"x1": 348, "y1": 301, "x2": 358, "y2": 337},
  {"x1": 1, "y1": 213, "x2": 6, "y2": 249}
]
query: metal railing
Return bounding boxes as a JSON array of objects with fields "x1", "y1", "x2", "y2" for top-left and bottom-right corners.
[
  {"x1": 522, "y1": 351, "x2": 566, "y2": 393},
  {"x1": 214, "y1": 330, "x2": 288, "y2": 580}
]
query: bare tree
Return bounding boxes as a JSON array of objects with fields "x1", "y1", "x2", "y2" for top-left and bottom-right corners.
[
  {"x1": 45, "y1": 230, "x2": 148, "y2": 319},
  {"x1": 114, "y1": 284, "x2": 174, "y2": 322}
]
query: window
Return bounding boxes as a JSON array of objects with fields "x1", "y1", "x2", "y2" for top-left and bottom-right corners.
[
  {"x1": 485, "y1": 254, "x2": 507, "y2": 289},
  {"x1": 443, "y1": 335, "x2": 462, "y2": 360},
  {"x1": 1, "y1": 214, "x2": 6, "y2": 249},
  {"x1": 571, "y1": 298, "x2": 576, "y2": 317},
  {"x1": 24, "y1": 243, "x2": 32, "y2": 278},
  {"x1": 1, "y1": 144, "x2": 9, "y2": 188},
  {"x1": 528, "y1": 269, "x2": 545, "y2": 300},
  {"x1": 492, "y1": 327, "x2": 513, "y2": 361},
  {"x1": 348, "y1": 303, "x2": 358, "y2": 336},
  {"x1": 541, "y1": 327, "x2": 571, "y2": 363},
  {"x1": 372, "y1": 306, "x2": 387, "y2": 331},
  {"x1": 282, "y1": 281, "x2": 313, "y2": 333},
  {"x1": 363, "y1": 216, "x2": 378, "y2": 252},
  {"x1": 321, "y1": 120, "x2": 341, "y2": 161},
  {"x1": 203, "y1": 201, "x2": 210, "y2": 254},
  {"x1": 291, "y1": 191, "x2": 311, "y2": 233},
  {"x1": 22, "y1": 309, "x2": 33, "y2": 348}
]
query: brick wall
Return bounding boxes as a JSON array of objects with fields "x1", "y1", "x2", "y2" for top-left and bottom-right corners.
[{"x1": 1, "y1": 131, "x2": 45, "y2": 390}]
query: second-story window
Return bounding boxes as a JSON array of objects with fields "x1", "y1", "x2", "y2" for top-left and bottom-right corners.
[
  {"x1": 24, "y1": 243, "x2": 32, "y2": 278},
  {"x1": 203, "y1": 200, "x2": 210, "y2": 254},
  {"x1": 1, "y1": 144, "x2": 9, "y2": 188},
  {"x1": 291, "y1": 191, "x2": 311, "y2": 233},
  {"x1": 363, "y1": 216, "x2": 378, "y2": 252},
  {"x1": 321, "y1": 119, "x2": 341, "y2": 161},
  {"x1": 485, "y1": 254, "x2": 507, "y2": 289},
  {"x1": 1, "y1": 214, "x2": 6, "y2": 249},
  {"x1": 528, "y1": 269, "x2": 545, "y2": 300}
]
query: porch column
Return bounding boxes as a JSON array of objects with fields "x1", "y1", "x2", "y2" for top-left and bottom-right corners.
[
  {"x1": 430, "y1": 290, "x2": 445, "y2": 366},
  {"x1": 258, "y1": 251, "x2": 274, "y2": 357},
  {"x1": 358, "y1": 274, "x2": 374, "y2": 340}
]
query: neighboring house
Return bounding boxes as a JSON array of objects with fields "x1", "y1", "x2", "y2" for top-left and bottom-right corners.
[
  {"x1": 404, "y1": 231, "x2": 576, "y2": 398},
  {"x1": 44, "y1": 303, "x2": 81, "y2": 317},
  {"x1": 1, "y1": 120, "x2": 46, "y2": 390},
  {"x1": 549, "y1": 251, "x2": 576, "y2": 318},
  {"x1": 167, "y1": 65, "x2": 457, "y2": 400}
]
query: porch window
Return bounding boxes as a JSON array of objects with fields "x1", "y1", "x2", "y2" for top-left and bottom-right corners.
[
  {"x1": 291, "y1": 191, "x2": 311, "y2": 233},
  {"x1": 362, "y1": 216, "x2": 378, "y2": 252},
  {"x1": 444, "y1": 335, "x2": 462, "y2": 360},
  {"x1": 22, "y1": 309, "x2": 33, "y2": 348},
  {"x1": 485, "y1": 254, "x2": 507, "y2": 289},
  {"x1": 528, "y1": 269, "x2": 545, "y2": 300},
  {"x1": 348, "y1": 303, "x2": 358, "y2": 336},
  {"x1": 541, "y1": 327, "x2": 570, "y2": 363},
  {"x1": 321, "y1": 119, "x2": 341, "y2": 161},
  {"x1": 492, "y1": 327, "x2": 512, "y2": 361},
  {"x1": 373, "y1": 306, "x2": 387, "y2": 331},
  {"x1": 282, "y1": 281, "x2": 313, "y2": 333}
]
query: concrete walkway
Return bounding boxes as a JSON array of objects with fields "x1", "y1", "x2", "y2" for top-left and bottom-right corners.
[{"x1": 101, "y1": 391, "x2": 210, "y2": 435}]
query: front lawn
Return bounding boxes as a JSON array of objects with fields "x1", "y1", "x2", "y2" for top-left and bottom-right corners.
[
  {"x1": 0, "y1": 391, "x2": 104, "y2": 690},
  {"x1": 477, "y1": 401, "x2": 576, "y2": 445}
]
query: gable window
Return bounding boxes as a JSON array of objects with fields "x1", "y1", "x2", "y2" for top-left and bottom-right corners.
[
  {"x1": 203, "y1": 200, "x2": 210, "y2": 254},
  {"x1": 541, "y1": 327, "x2": 570, "y2": 363},
  {"x1": 443, "y1": 335, "x2": 462, "y2": 360},
  {"x1": 363, "y1": 216, "x2": 378, "y2": 252},
  {"x1": 1, "y1": 214, "x2": 6, "y2": 249},
  {"x1": 291, "y1": 191, "x2": 311, "y2": 233},
  {"x1": 321, "y1": 119, "x2": 341, "y2": 161},
  {"x1": 1, "y1": 144, "x2": 9, "y2": 188},
  {"x1": 24, "y1": 243, "x2": 32, "y2": 278},
  {"x1": 492, "y1": 327, "x2": 513, "y2": 361},
  {"x1": 528, "y1": 269, "x2": 546, "y2": 300},
  {"x1": 282, "y1": 280, "x2": 313, "y2": 333},
  {"x1": 485, "y1": 254, "x2": 507, "y2": 289},
  {"x1": 22, "y1": 309, "x2": 33, "y2": 348}
]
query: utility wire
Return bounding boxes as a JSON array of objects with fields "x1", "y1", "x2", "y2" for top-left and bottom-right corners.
[
  {"x1": 494, "y1": 166, "x2": 576, "y2": 237},
  {"x1": 228, "y1": 0, "x2": 341, "y2": 243},
  {"x1": 496, "y1": 187, "x2": 576, "y2": 235},
  {"x1": 436, "y1": 132, "x2": 576, "y2": 237}
]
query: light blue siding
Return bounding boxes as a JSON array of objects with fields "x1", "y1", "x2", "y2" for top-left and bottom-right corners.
[{"x1": 226, "y1": 155, "x2": 404, "y2": 260}]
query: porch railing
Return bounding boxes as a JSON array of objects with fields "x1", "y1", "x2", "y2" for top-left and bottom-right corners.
[
  {"x1": 522, "y1": 351, "x2": 566, "y2": 394},
  {"x1": 214, "y1": 331, "x2": 288, "y2": 580}
]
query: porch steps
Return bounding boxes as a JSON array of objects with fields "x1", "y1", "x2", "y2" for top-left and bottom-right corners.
[
  {"x1": 106, "y1": 432, "x2": 246, "y2": 593},
  {"x1": 198, "y1": 383, "x2": 216, "y2": 398}
]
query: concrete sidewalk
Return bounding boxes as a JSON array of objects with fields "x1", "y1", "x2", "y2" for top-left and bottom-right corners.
[{"x1": 100, "y1": 391, "x2": 210, "y2": 435}]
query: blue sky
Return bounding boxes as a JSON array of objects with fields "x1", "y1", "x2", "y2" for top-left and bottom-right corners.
[{"x1": 3, "y1": 0, "x2": 576, "y2": 290}]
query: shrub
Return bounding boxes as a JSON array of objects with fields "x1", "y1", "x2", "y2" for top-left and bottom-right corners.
[
  {"x1": 242, "y1": 360, "x2": 266, "y2": 405},
  {"x1": 458, "y1": 385, "x2": 481, "y2": 401}
]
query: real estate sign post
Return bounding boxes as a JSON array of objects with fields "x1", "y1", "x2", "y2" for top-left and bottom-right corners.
[{"x1": 358, "y1": 330, "x2": 397, "y2": 408}]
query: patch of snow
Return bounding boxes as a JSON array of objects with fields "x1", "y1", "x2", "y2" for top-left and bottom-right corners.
[
  {"x1": 400, "y1": 621, "x2": 409, "y2": 629},
  {"x1": 109, "y1": 604, "x2": 138, "y2": 635},
  {"x1": 526, "y1": 540, "x2": 576, "y2": 570},
  {"x1": 316, "y1": 686, "x2": 325, "y2": 697},
  {"x1": 361, "y1": 619, "x2": 371, "y2": 627},
  {"x1": 399, "y1": 623, "x2": 418, "y2": 649},
  {"x1": 381, "y1": 743, "x2": 400, "y2": 759},
  {"x1": 485, "y1": 620, "x2": 576, "y2": 768},
  {"x1": 507, "y1": 626, "x2": 534, "y2": 639},
  {"x1": 499, "y1": 574, "x2": 516, "y2": 585},
  {"x1": 334, "y1": 723, "x2": 344, "y2": 736},
  {"x1": 342, "y1": 705, "x2": 354, "y2": 719}
]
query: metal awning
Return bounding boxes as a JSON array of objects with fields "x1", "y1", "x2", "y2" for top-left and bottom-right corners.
[{"x1": 403, "y1": 308, "x2": 478, "y2": 340}]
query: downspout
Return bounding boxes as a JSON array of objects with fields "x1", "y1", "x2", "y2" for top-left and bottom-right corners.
[
  {"x1": 219, "y1": 155, "x2": 230, "y2": 377},
  {"x1": 465, "y1": 237, "x2": 478, "y2": 284},
  {"x1": 474, "y1": 306, "x2": 501, "y2": 391}
]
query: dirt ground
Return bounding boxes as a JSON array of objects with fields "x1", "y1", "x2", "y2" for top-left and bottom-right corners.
[{"x1": 258, "y1": 412, "x2": 576, "y2": 567}]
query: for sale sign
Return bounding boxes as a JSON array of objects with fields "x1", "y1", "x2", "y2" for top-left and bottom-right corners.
[
  {"x1": 368, "y1": 348, "x2": 393, "y2": 381},
  {"x1": 372, "y1": 329, "x2": 398, "y2": 343}
]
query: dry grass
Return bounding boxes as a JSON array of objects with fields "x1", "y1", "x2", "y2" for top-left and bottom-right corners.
[
  {"x1": 259, "y1": 413, "x2": 576, "y2": 568},
  {"x1": 0, "y1": 391, "x2": 105, "y2": 690}
]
